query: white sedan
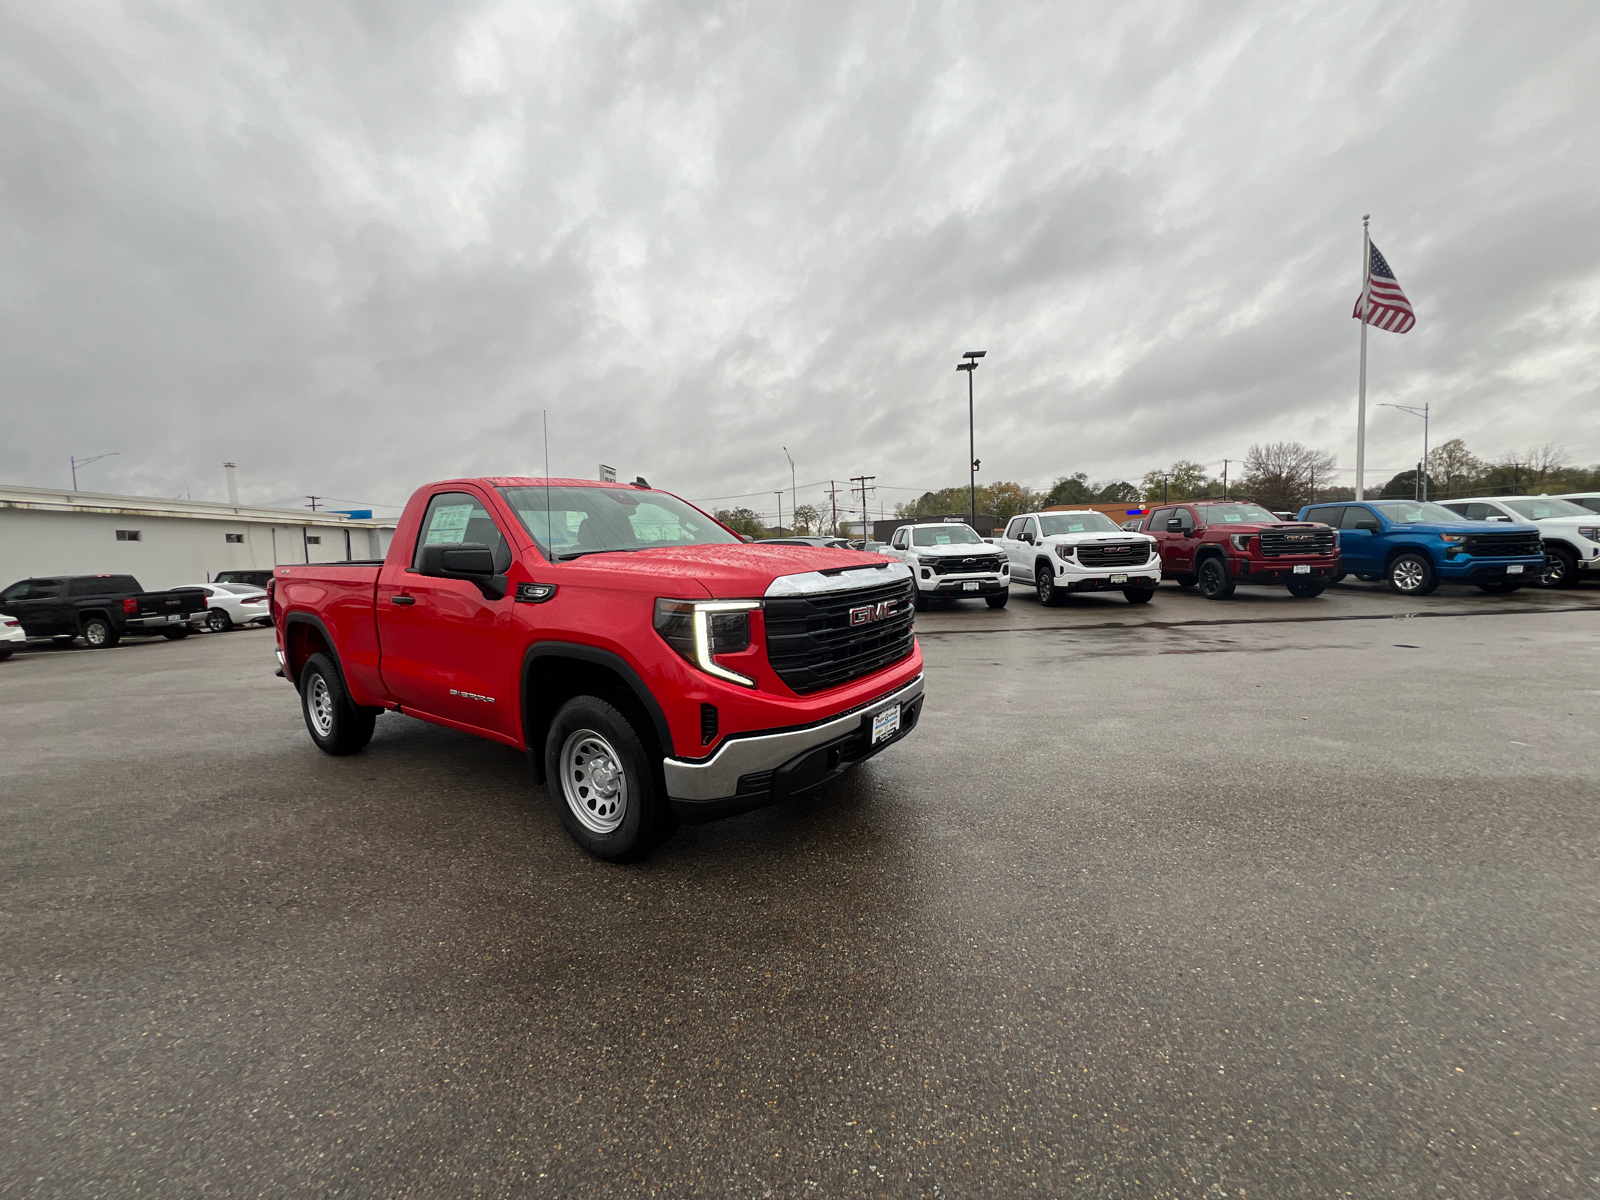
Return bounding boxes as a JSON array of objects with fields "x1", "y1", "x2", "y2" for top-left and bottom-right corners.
[
  {"x1": 183, "y1": 583, "x2": 273, "y2": 632},
  {"x1": 1, "y1": 615, "x2": 25, "y2": 661}
]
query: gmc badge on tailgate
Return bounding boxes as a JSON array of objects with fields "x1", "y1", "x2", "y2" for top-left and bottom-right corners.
[{"x1": 849, "y1": 601, "x2": 894, "y2": 626}]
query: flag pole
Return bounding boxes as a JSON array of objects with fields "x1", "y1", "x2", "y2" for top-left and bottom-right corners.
[{"x1": 1355, "y1": 214, "x2": 1371, "y2": 501}]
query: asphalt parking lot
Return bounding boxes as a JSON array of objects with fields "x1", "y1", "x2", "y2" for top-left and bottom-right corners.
[{"x1": 3, "y1": 581, "x2": 1598, "y2": 1198}]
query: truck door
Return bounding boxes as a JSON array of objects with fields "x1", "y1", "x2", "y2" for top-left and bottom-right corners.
[
  {"x1": 1, "y1": 579, "x2": 66, "y2": 635},
  {"x1": 376, "y1": 489, "x2": 519, "y2": 740},
  {"x1": 1000, "y1": 517, "x2": 1027, "y2": 574},
  {"x1": 1166, "y1": 507, "x2": 1198, "y2": 574},
  {"x1": 1337, "y1": 505, "x2": 1381, "y2": 572},
  {"x1": 887, "y1": 527, "x2": 911, "y2": 564}
]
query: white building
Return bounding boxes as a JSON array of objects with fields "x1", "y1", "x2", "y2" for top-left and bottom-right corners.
[{"x1": 0, "y1": 482, "x2": 398, "y2": 589}]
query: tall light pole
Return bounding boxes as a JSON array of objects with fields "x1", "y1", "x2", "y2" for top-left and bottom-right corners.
[
  {"x1": 1378, "y1": 402, "x2": 1430, "y2": 500},
  {"x1": 782, "y1": 446, "x2": 796, "y2": 532},
  {"x1": 70, "y1": 452, "x2": 119, "y2": 491},
  {"x1": 774, "y1": 491, "x2": 783, "y2": 536},
  {"x1": 956, "y1": 350, "x2": 986, "y2": 527}
]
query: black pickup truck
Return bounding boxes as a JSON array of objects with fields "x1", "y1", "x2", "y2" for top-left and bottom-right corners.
[{"x1": 0, "y1": 575, "x2": 208, "y2": 648}]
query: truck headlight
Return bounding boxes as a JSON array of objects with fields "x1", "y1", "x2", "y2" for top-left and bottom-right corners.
[
  {"x1": 1438, "y1": 533, "x2": 1466, "y2": 543},
  {"x1": 654, "y1": 598, "x2": 760, "y2": 687},
  {"x1": 1053, "y1": 543, "x2": 1075, "y2": 561},
  {"x1": 1579, "y1": 526, "x2": 1600, "y2": 544},
  {"x1": 1228, "y1": 534, "x2": 1253, "y2": 552}
]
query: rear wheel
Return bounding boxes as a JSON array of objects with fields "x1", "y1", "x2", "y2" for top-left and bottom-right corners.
[
  {"x1": 206, "y1": 609, "x2": 232, "y2": 632},
  {"x1": 82, "y1": 617, "x2": 118, "y2": 649},
  {"x1": 544, "y1": 695, "x2": 673, "y2": 862},
  {"x1": 985, "y1": 592, "x2": 1009, "y2": 609},
  {"x1": 299, "y1": 652, "x2": 376, "y2": 755},
  {"x1": 1123, "y1": 588, "x2": 1154, "y2": 604},
  {"x1": 161, "y1": 627, "x2": 190, "y2": 640},
  {"x1": 1035, "y1": 563, "x2": 1064, "y2": 606},
  {"x1": 1539, "y1": 546, "x2": 1578, "y2": 589},
  {"x1": 1287, "y1": 580, "x2": 1326, "y2": 598},
  {"x1": 1197, "y1": 557, "x2": 1235, "y2": 600},
  {"x1": 1386, "y1": 553, "x2": 1438, "y2": 596},
  {"x1": 1173, "y1": 574, "x2": 1197, "y2": 588}
]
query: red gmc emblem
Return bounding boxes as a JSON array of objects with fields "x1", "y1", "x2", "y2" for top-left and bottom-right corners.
[{"x1": 849, "y1": 601, "x2": 894, "y2": 626}]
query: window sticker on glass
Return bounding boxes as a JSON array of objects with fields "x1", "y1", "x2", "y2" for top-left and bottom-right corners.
[{"x1": 424, "y1": 504, "x2": 475, "y2": 544}]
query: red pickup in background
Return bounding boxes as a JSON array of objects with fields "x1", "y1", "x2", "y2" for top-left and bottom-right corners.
[{"x1": 270, "y1": 477, "x2": 924, "y2": 860}]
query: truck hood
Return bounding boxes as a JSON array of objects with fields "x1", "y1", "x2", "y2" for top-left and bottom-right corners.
[
  {"x1": 1039, "y1": 531, "x2": 1156, "y2": 545},
  {"x1": 1199, "y1": 521, "x2": 1329, "y2": 533},
  {"x1": 1389, "y1": 521, "x2": 1539, "y2": 535},
  {"x1": 905, "y1": 543, "x2": 1002, "y2": 558},
  {"x1": 556, "y1": 543, "x2": 905, "y2": 599}
]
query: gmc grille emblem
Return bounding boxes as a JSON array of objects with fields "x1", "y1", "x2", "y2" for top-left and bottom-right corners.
[
  {"x1": 1287, "y1": 534, "x2": 1311, "y2": 541},
  {"x1": 849, "y1": 601, "x2": 894, "y2": 626}
]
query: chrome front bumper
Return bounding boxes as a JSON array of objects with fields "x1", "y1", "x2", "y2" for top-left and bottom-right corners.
[{"x1": 663, "y1": 674, "x2": 925, "y2": 803}]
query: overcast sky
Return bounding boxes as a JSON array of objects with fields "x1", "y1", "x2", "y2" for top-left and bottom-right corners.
[{"x1": 3, "y1": 1, "x2": 1596, "y2": 522}]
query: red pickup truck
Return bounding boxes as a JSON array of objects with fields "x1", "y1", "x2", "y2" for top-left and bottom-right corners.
[
  {"x1": 269, "y1": 477, "x2": 924, "y2": 860},
  {"x1": 1139, "y1": 500, "x2": 1340, "y2": 598}
]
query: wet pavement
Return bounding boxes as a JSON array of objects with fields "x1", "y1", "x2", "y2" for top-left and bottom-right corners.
[{"x1": 3, "y1": 582, "x2": 1598, "y2": 1198}]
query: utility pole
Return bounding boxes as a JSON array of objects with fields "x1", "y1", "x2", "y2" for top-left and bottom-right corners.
[
  {"x1": 956, "y1": 351, "x2": 987, "y2": 528},
  {"x1": 305, "y1": 496, "x2": 322, "y2": 512},
  {"x1": 1222, "y1": 459, "x2": 1233, "y2": 500},
  {"x1": 782, "y1": 446, "x2": 796, "y2": 529},
  {"x1": 825, "y1": 480, "x2": 843, "y2": 536},
  {"x1": 850, "y1": 475, "x2": 876, "y2": 543},
  {"x1": 774, "y1": 491, "x2": 784, "y2": 536},
  {"x1": 1161, "y1": 472, "x2": 1173, "y2": 504},
  {"x1": 1308, "y1": 465, "x2": 1316, "y2": 509}
]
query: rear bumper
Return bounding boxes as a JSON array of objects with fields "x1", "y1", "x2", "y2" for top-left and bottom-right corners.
[
  {"x1": 665, "y1": 674, "x2": 925, "y2": 821},
  {"x1": 126, "y1": 613, "x2": 193, "y2": 630}
]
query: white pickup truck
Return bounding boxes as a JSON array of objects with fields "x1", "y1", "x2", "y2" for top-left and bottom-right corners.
[
  {"x1": 997, "y1": 510, "x2": 1161, "y2": 605},
  {"x1": 883, "y1": 522, "x2": 1011, "y2": 610}
]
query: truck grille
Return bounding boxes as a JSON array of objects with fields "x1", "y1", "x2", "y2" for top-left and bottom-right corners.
[
  {"x1": 1076, "y1": 542, "x2": 1152, "y2": 567},
  {"x1": 930, "y1": 554, "x2": 1005, "y2": 575},
  {"x1": 764, "y1": 578, "x2": 916, "y2": 695},
  {"x1": 1463, "y1": 531, "x2": 1542, "y2": 558},
  {"x1": 1258, "y1": 528, "x2": 1337, "y2": 556}
]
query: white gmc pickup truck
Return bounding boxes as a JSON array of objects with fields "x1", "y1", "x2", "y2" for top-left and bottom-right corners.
[
  {"x1": 883, "y1": 522, "x2": 1011, "y2": 610},
  {"x1": 997, "y1": 510, "x2": 1161, "y2": 605}
]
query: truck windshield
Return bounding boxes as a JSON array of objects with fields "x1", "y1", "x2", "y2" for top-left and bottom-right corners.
[
  {"x1": 1367, "y1": 501, "x2": 1470, "y2": 524},
  {"x1": 499, "y1": 486, "x2": 740, "y2": 560},
  {"x1": 911, "y1": 525, "x2": 982, "y2": 546},
  {"x1": 1500, "y1": 497, "x2": 1590, "y2": 520},
  {"x1": 1195, "y1": 504, "x2": 1277, "y2": 524},
  {"x1": 1039, "y1": 513, "x2": 1119, "y2": 535}
]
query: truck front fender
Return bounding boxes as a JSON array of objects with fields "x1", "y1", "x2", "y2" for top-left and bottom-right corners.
[{"x1": 521, "y1": 642, "x2": 675, "y2": 781}]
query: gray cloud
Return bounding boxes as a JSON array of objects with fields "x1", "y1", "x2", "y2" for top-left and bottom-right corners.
[{"x1": 2, "y1": 0, "x2": 1596, "y2": 523}]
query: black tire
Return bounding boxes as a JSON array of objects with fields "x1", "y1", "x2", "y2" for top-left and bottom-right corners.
[
  {"x1": 1330, "y1": 572, "x2": 1347, "y2": 585},
  {"x1": 912, "y1": 588, "x2": 929, "y2": 612},
  {"x1": 82, "y1": 617, "x2": 119, "y2": 649},
  {"x1": 985, "y1": 592, "x2": 1009, "y2": 609},
  {"x1": 1386, "y1": 552, "x2": 1438, "y2": 596},
  {"x1": 1123, "y1": 588, "x2": 1154, "y2": 604},
  {"x1": 1173, "y1": 574, "x2": 1197, "y2": 588},
  {"x1": 1539, "y1": 546, "x2": 1579, "y2": 589},
  {"x1": 1286, "y1": 580, "x2": 1326, "y2": 598},
  {"x1": 0, "y1": 648, "x2": 13, "y2": 661},
  {"x1": 161, "y1": 627, "x2": 190, "y2": 640},
  {"x1": 206, "y1": 609, "x2": 233, "y2": 632},
  {"x1": 299, "y1": 652, "x2": 376, "y2": 755},
  {"x1": 51, "y1": 635, "x2": 75, "y2": 646},
  {"x1": 544, "y1": 695, "x2": 673, "y2": 862},
  {"x1": 1478, "y1": 582, "x2": 1522, "y2": 594},
  {"x1": 1197, "y1": 556, "x2": 1235, "y2": 600},
  {"x1": 1356, "y1": 573, "x2": 1380, "y2": 582},
  {"x1": 1035, "y1": 563, "x2": 1064, "y2": 606}
]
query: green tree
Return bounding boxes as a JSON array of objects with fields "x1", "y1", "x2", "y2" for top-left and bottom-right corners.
[
  {"x1": 1424, "y1": 438, "x2": 1485, "y2": 499},
  {"x1": 1380, "y1": 469, "x2": 1420, "y2": 498},
  {"x1": 791, "y1": 504, "x2": 821, "y2": 535},
  {"x1": 1095, "y1": 480, "x2": 1141, "y2": 503},
  {"x1": 1140, "y1": 460, "x2": 1214, "y2": 502},
  {"x1": 714, "y1": 507, "x2": 767, "y2": 538}
]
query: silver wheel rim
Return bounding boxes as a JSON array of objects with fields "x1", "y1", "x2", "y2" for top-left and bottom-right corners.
[
  {"x1": 307, "y1": 674, "x2": 335, "y2": 737},
  {"x1": 1392, "y1": 559, "x2": 1425, "y2": 592},
  {"x1": 209, "y1": 611, "x2": 227, "y2": 631},
  {"x1": 559, "y1": 728, "x2": 628, "y2": 835},
  {"x1": 1543, "y1": 555, "x2": 1565, "y2": 585},
  {"x1": 85, "y1": 623, "x2": 105, "y2": 646}
]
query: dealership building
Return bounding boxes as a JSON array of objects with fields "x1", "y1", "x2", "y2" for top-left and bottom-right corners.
[{"x1": 0, "y1": 482, "x2": 398, "y2": 590}]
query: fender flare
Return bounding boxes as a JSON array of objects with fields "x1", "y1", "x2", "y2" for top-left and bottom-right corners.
[
  {"x1": 281, "y1": 611, "x2": 345, "y2": 689},
  {"x1": 1381, "y1": 543, "x2": 1435, "y2": 571},
  {"x1": 76, "y1": 609, "x2": 112, "y2": 631},
  {"x1": 520, "y1": 640, "x2": 674, "y2": 756}
]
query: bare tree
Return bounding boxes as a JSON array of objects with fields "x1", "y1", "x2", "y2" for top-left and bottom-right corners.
[
  {"x1": 1240, "y1": 442, "x2": 1337, "y2": 513},
  {"x1": 1424, "y1": 438, "x2": 1485, "y2": 499}
]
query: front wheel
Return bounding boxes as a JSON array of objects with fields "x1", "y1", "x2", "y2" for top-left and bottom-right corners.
[
  {"x1": 985, "y1": 592, "x2": 1009, "y2": 609},
  {"x1": 1286, "y1": 580, "x2": 1326, "y2": 598},
  {"x1": 1035, "y1": 564, "x2": 1064, "y2": 606},
  {"x1": 1197, "y1": 557, "x2": 1235, "y2": 600},
  {"x1": 912, "y1": 588, "x2": 929, "y2": 612},
  {"x1": 1330, "y1": 572, "x2": 1347, "y2": 585},
  {"x1": 1356, "y1": 573, "x2": 1381, "y2": 582},
  {"x1": 300, "y1": 652, "x2": 376, "y2": 755},
  {"x1": 1386, "y1": 553, "x2": 1438, "y2": 596},
  {"x1": 82, "y1": 617, "x2": 119, "y2": 649},
  {"x1": 545, "y1": 695, "x2": 673, "y2": 862},
  {"x1": 1478, "y1": 581, "x2": 1522, "y2": 594},
  {"x1": 1123, "y1": 588, "x2": 1154, "y2": 604},
  {"x1": 1539, "y1": 547, "x2": 1578, "y2": 589}
]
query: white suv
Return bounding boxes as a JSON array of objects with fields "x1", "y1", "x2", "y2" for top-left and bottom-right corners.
[
  {"x1": 997, "y1": 510, "x2": 1161, "y2": 605},
  {"x1": 884, "y1": 522, "x2": 1011, "y2": 610},
  {"x1": 1437, "y1": 496, "x2": 1600, "y2": 589}
]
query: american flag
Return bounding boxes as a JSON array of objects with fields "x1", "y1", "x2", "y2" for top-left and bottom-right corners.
[{"x1": 1352, "y1": 241, "x2": 1415, "y2": 333}]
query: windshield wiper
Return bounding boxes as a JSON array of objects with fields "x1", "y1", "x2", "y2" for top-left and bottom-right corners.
[{"x1": 555, "y1": 547, "x2": 651, "y2": 561}]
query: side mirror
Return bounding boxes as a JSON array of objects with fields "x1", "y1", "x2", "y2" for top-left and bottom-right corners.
[
  {"x1": 417, "y1": 542, "x2": 507, "y2": 600},
  {"x1": 1165, "y1": 518, "x2": 1183, "y2": 532},
  {"x1": 1354, "y1": 520, "x2": 1380, "y2": 533}
]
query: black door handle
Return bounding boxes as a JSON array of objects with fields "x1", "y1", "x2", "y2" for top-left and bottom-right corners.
[{"x1": 390, "y1": 595, "x2": 415, "y2": 606}]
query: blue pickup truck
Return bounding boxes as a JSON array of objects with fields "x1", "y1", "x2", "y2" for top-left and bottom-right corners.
[{"x1": 1297, "y1": 499, "x2": 1544, "y2": 595}]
